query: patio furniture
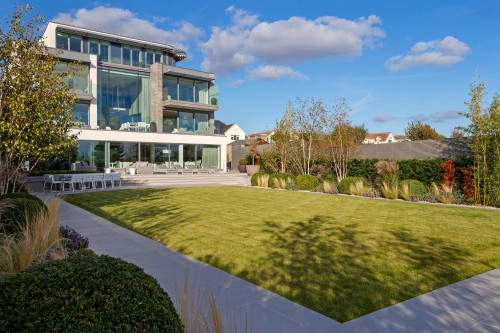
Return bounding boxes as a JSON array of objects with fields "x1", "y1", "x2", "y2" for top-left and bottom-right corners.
[
  {"x1": 104, "y1": 173, "x2": 114, "y2": 188},
  {"x1": 112, "y1": 173, "x2": 122, "y2": 187},
  {"x1": 42, "y1": 174, "x2": 52, "y2": 191},
  {"x1": 93, "y1": 174, "x2": 106, "y2": 189},
  {"x1": 47, "y1": 175, "x2": 64, "y2": 192},
  {"x1": 67, "y1": 174, "x2": 84, "y2": 191},
  {"x1": 82, "y1": 174, "x2": 95, "y2": 190},
  {"x1": 71, "y1": 161, "x2": 97, "y2": 171}
]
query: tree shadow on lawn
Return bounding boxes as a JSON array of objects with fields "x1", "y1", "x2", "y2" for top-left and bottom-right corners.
[
  {"x1": 65, "y1": 188, "x2": 195, "y2": 243},
  {"x1": 203, "y1": 215, "x2": 477, "y2": 323}
]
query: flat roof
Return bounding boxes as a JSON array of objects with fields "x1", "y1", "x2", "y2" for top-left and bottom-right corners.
[{"x1": 46, "y1": 21, "x2": 186, "y2": 58}]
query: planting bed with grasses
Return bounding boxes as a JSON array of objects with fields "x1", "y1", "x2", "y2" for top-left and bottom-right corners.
[{"x1": 63, "y1": 186, "x2": 500, "y2": 322}]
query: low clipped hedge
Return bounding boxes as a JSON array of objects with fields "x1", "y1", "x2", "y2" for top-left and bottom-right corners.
[
  {"x1": 0, "y1": 254, "x2": 183, "y2": 333},
  {"x1": 337, "y1": 176, "x2": 367, "y2": 194},
  {"x1": 295, "y1": 174, "x2": 320, "y2": 191},
  {"x1": 251, "y1": 172, "x2": 268, "y2": 186},
  {"x1": 0, "y1": 194, "x2": 47, "y2": 235},
  {"x1": 268, "y1": 172, "x2": 296, "y2": 188},
  {"x1": 29, "y1": 170, "x2": 97, "y2": 177},
  {"x1": 399, "y1": 179, "x2": 427, "y2": 196}
]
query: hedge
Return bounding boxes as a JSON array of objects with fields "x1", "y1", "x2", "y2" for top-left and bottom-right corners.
[
  {"x1": 295, "y1": 175, "x2": 320, "y2": 190},
  {"x1": 399, "y1": 179, "x2": 427, "y2": 196},
  {"x1": 0, "y1": 194, "x2": 47, "y2": 235},
  {"x1": 0, "y1": 254, "x2": 183, "y2": 333}
]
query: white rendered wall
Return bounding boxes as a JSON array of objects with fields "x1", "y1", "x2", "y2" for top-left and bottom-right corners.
[
  {"x1": 42, "y1": 22, "x2": 57, "y2": 47},
  {"x1": 89, "y1": 54, "x2": 98, "y2": 127}
]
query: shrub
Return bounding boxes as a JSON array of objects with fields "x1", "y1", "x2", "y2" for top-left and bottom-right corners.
[
  {"x1": 398, "y1": 158, "x2": 442, "y2": 185},
  {"x1": 399, "y1": 179, "x2": 427, "y2": 196},
  {"x1": 441, "y1": 160, "x2": 456, "y2": 187},
  {"x1": 238, "y1": 158, "x2": 248, "y2": 166},
  {"x1": 257, "y1": 174, "x2": 269, "y2": 187},
  {"x1": 311, "y1": 185, "x2": 324, "y2": 193},
  {"x1": 375, "y1": 160, "x2": 399, "y2": 185},
  {"x1": 381, "y1": 182, "x2": 399, "y2": 200},
  {"x1": 59, "y1": 226, "x2": 89, "y2": 256},
  {"x1": 285, "y1": 181, "x2": 300, "y2": 191},
  {"x1": 0, "y1": 196, "x2": 47, "y2": 235},
  {"x1": 295, "y1": 175, "x2": 320, "y2": 191},
  {"x1": 250, "y1": 172, "x2": 268, "y2": 186},
  {"x1": 364, "y1": 189, "x2": 382, "y2": 198},
  {"x1": 347, "y1": 159, "x2": 379, "y2": 183},
  {"x1": 337, "y1": 177, "x2": 366, "y2": 194},
  {"x1": 0, "y1": 200, "x2": 64, "y2": 274},
  {"x1": 348, "y1": 180, "x2": 373, "y2": 196},
  {"x1": 268, "y1": 172, "x2": 295, "y2": 188},
  {"x1": 0, "y1": 254, "x2": 184, "y2": 333}
]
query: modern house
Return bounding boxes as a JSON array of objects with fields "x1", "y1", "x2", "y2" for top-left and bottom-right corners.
[
  {"x1": 42, "y1": 22, "x2": 226, "y2": 171},
  {"x1": 363, "y1": 132, "x2": 396, "y2": 144}
]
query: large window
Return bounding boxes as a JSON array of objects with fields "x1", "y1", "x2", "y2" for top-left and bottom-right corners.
[
  {"x1": 195, "y1": 81, "x2": 208, "y2": 104},
  {"x1": 178, "y1": 112, "x2": 194, "y2": 131},
  {"x1": 163, "y1": 76, "x2": 178, "y2": 100},
  {"x1": 179, "y1": 78, "x2": 194, "y2": 102},
  {"x1": 56, "y1": 32, "x2": 68, "y2": 50},
  {"x1": 54, "y1": 62, "x2": 90, "y2": 93},
  {"x1": 110, "y1": 43, "x2": 122, "y2": 64},
  {"x1": 72, "y1": 103, "x2": 89, "y2": 125},
  {"x1": 89, "y1": 39, "x2": 99, "y2": 55},
  {"x1": 100, "y1": 42, "x2": 109, "y2": 62},
  {"x1": 98, "y1": 67, "x2": 150, "y2": 126},
  {"x1": 69, "y1": 35, "x2": 82, "y2": 52}
]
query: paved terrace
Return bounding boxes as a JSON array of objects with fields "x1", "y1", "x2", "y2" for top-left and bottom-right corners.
[{"x1": 36, "y1": 174, "x2": 500, "y2": 333}]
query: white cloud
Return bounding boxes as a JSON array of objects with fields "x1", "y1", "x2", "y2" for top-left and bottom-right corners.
[
  {"x1": 373, "y1": 114, "x2": 393, "y2": 123},
  {"x1": 249, "y1": 65, "x2": 307, "y2": 80},
  {"x1": 53, "y1": 6, "x2": 202, "y2": 50},
  {"x1": 224, "y1": 79, "x2": 245, "y2": 87},
  {"x1": 430, "y1": 111, "x2": 460, "y2": 122},
  {"x1": 201, "y1": 7, "x2": 385, "y2": 76},
  {"x1": 386, "y1": 36, "x2": 470, "y2": 71}
]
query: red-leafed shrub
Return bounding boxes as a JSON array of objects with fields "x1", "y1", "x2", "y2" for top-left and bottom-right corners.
[
  {"x1": 459, "y1": 165, "x2": 475, "y2": 200},
  {"x1": 440, "y1": 160, "x2": 456, "y2": 188}
]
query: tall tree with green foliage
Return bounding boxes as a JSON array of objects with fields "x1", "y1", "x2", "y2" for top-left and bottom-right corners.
[
  {"x1": 288, "y1": 97, "x2": 327, "y2": 175},
  {"x1": 0, "y1": 5, "x2": 78, "y2": 193},
  {"x1": 324, "y1": 98, "x2": 356, "y2": 182},
  {"x1": 404, "y1": 121, "x2": 444, "y2": 140},
  {"x1": 272, "y1": 102, "x2": 295, "y2": 173},
  {"x1": 461, "y1": 79, "x2": 500, "y2": 206}
]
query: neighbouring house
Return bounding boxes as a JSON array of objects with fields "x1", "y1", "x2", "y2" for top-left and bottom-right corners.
[
  {"x1": 248, "y1": 130, "x2": 275, "y2": 143},
  {"x1": 221, "y1": 123, "x2": 247, "y2": 143},
  {"x1": 42, "y1": 21, "x2": 226, "y2": 171},
  {"x1": 363, "y1": 132, "x2": 396, "y2": 144}
]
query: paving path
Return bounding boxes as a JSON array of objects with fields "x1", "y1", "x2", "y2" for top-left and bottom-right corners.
[{"x1": 39, "y1": 182, "x2": 499, "y2": 332}]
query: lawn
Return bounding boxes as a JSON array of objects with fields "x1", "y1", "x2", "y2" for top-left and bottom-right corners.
[{"x1": 63, "y1": 187, "x2": 500, "y2": 322}]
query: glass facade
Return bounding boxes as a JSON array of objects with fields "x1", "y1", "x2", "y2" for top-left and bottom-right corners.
[
  {"x1": 54, "y1": 62, "x2": 90, "y2": 93},
  {"x1": 163, "y1": 76, "x2": 213, "y2": 105},
  {"x1": 77, "y1": 141, "x2": 219, "y2": 169},
  {"x1": 98, "y1": 67, "x2": 150, "y2": 127},
  {"x1": 73, "y1": 103, "x2": 89, "y2": 125},
  {"x1": 55, "y1": 32, "x2": 175, "y2": 68}
]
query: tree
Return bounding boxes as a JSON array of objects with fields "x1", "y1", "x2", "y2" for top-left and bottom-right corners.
[
  {"x1": 324, "y1": 98, "x2": 356, "y2": 182},
  {"x1": 461, "y1": 79, "x2": 500, "y2": 206},
  {"x1": 404, "y1": 121, "x2": 444, "y2": 140},
  {"x1": 0, "y1": 5, "x2": 78, "y2": 193},
  {"x1": 351, "y1": 123, "x2": 368, "y2": 145},
  {"x1": 451, "y1": 129, "x2": 464, "y2": 138},
  {"x1": 288, "y1": 97, "x2": 327, "y2": 175},
  {"x1": 272, "y1": 102, "x2": 295, "y2": 173}
]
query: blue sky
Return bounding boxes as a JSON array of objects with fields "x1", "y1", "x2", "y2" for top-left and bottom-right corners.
[{"x1": 2, "y1": 1, "x2": 500, "y2": 136}]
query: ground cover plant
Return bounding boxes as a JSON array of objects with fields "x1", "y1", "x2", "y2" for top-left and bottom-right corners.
[{"x1": 63, "y1": 187, "x2": 500, "y2": 322}]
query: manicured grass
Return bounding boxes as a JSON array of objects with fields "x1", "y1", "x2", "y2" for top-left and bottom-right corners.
[{"x1": 63, "y1": 187, "x2": 500, "y2": 322}]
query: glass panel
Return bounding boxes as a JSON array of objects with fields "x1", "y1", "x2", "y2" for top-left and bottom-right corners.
[
  {"x1": 169, "y1": 144, "x2": 180, "y2": 168},
  {"x1": 69, "y1": 63, "x2": 90, "y2": 92},
  {"x1": 109, "y1": 142, "x2": 139, "y2": 167},
  {"x1": 56, "y1": 33, "x2": 68, "y2": 50},
  {"x1": 195, "y1": 113, "x2": 208, "y2": 132},
  {"x1": 82, "y1": 38, "x2": 88, "y2": 53},
  {"x1": 77, "y1": 141, "x2": 104, "y2": 168},
  {"x1": 98, "y1": 67, "x2": 150, "y2": 126},
  {"x1": 179, "y1": 78, "x2": 194, "y2": 102},
  {"x1": 178, "y1": 112, "x2": 194, "y2": 132},
  {"x1": 146, "y1": 50, "x2": 154, "y2": 66},
  {"x1": 154, "y1": 52, "x2": 162, "y2": 64},
  {"x1": 183, "y1": 144, "x2": 196, "y2": 167},
  {"x1": 89, "y1": 39, "x2": 99, "y2": 55},
  {"x1": 195, "y1": 81, "x2": 209, "y2": 104},
  {"x1": 209, "y1": 84, "x2": 218, "y2": 106},
  {"x1": 69, "y1": 35, "x2": 82, "y2": 52},
  {"x1": 73, "y1": 103, "x2": 89, "y2": 125},
  {"x1": 122, "y1": 47, "x2": 131, "y2": 66},
  {"x1": 162, "y1": 52, "x2": 168, "y2": 64},
  {"x1": 163, "y1": 76, "x2": 178, "y2": 100},
  {"x1": 200, "y1": 145, "x2": 219, "y2": 167},
  {"x1": 110, "y1": 43, "x2": 121, "y2": 64},
  {"x1": 100, "y1": 42, "x2": 109, "y2": 62},
  {"x1": 162, "y1": 110, "x2": 177, "y2": 133},
  {"x1": 132, "y1": 48, "x2": 140, "y2": 67}
]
